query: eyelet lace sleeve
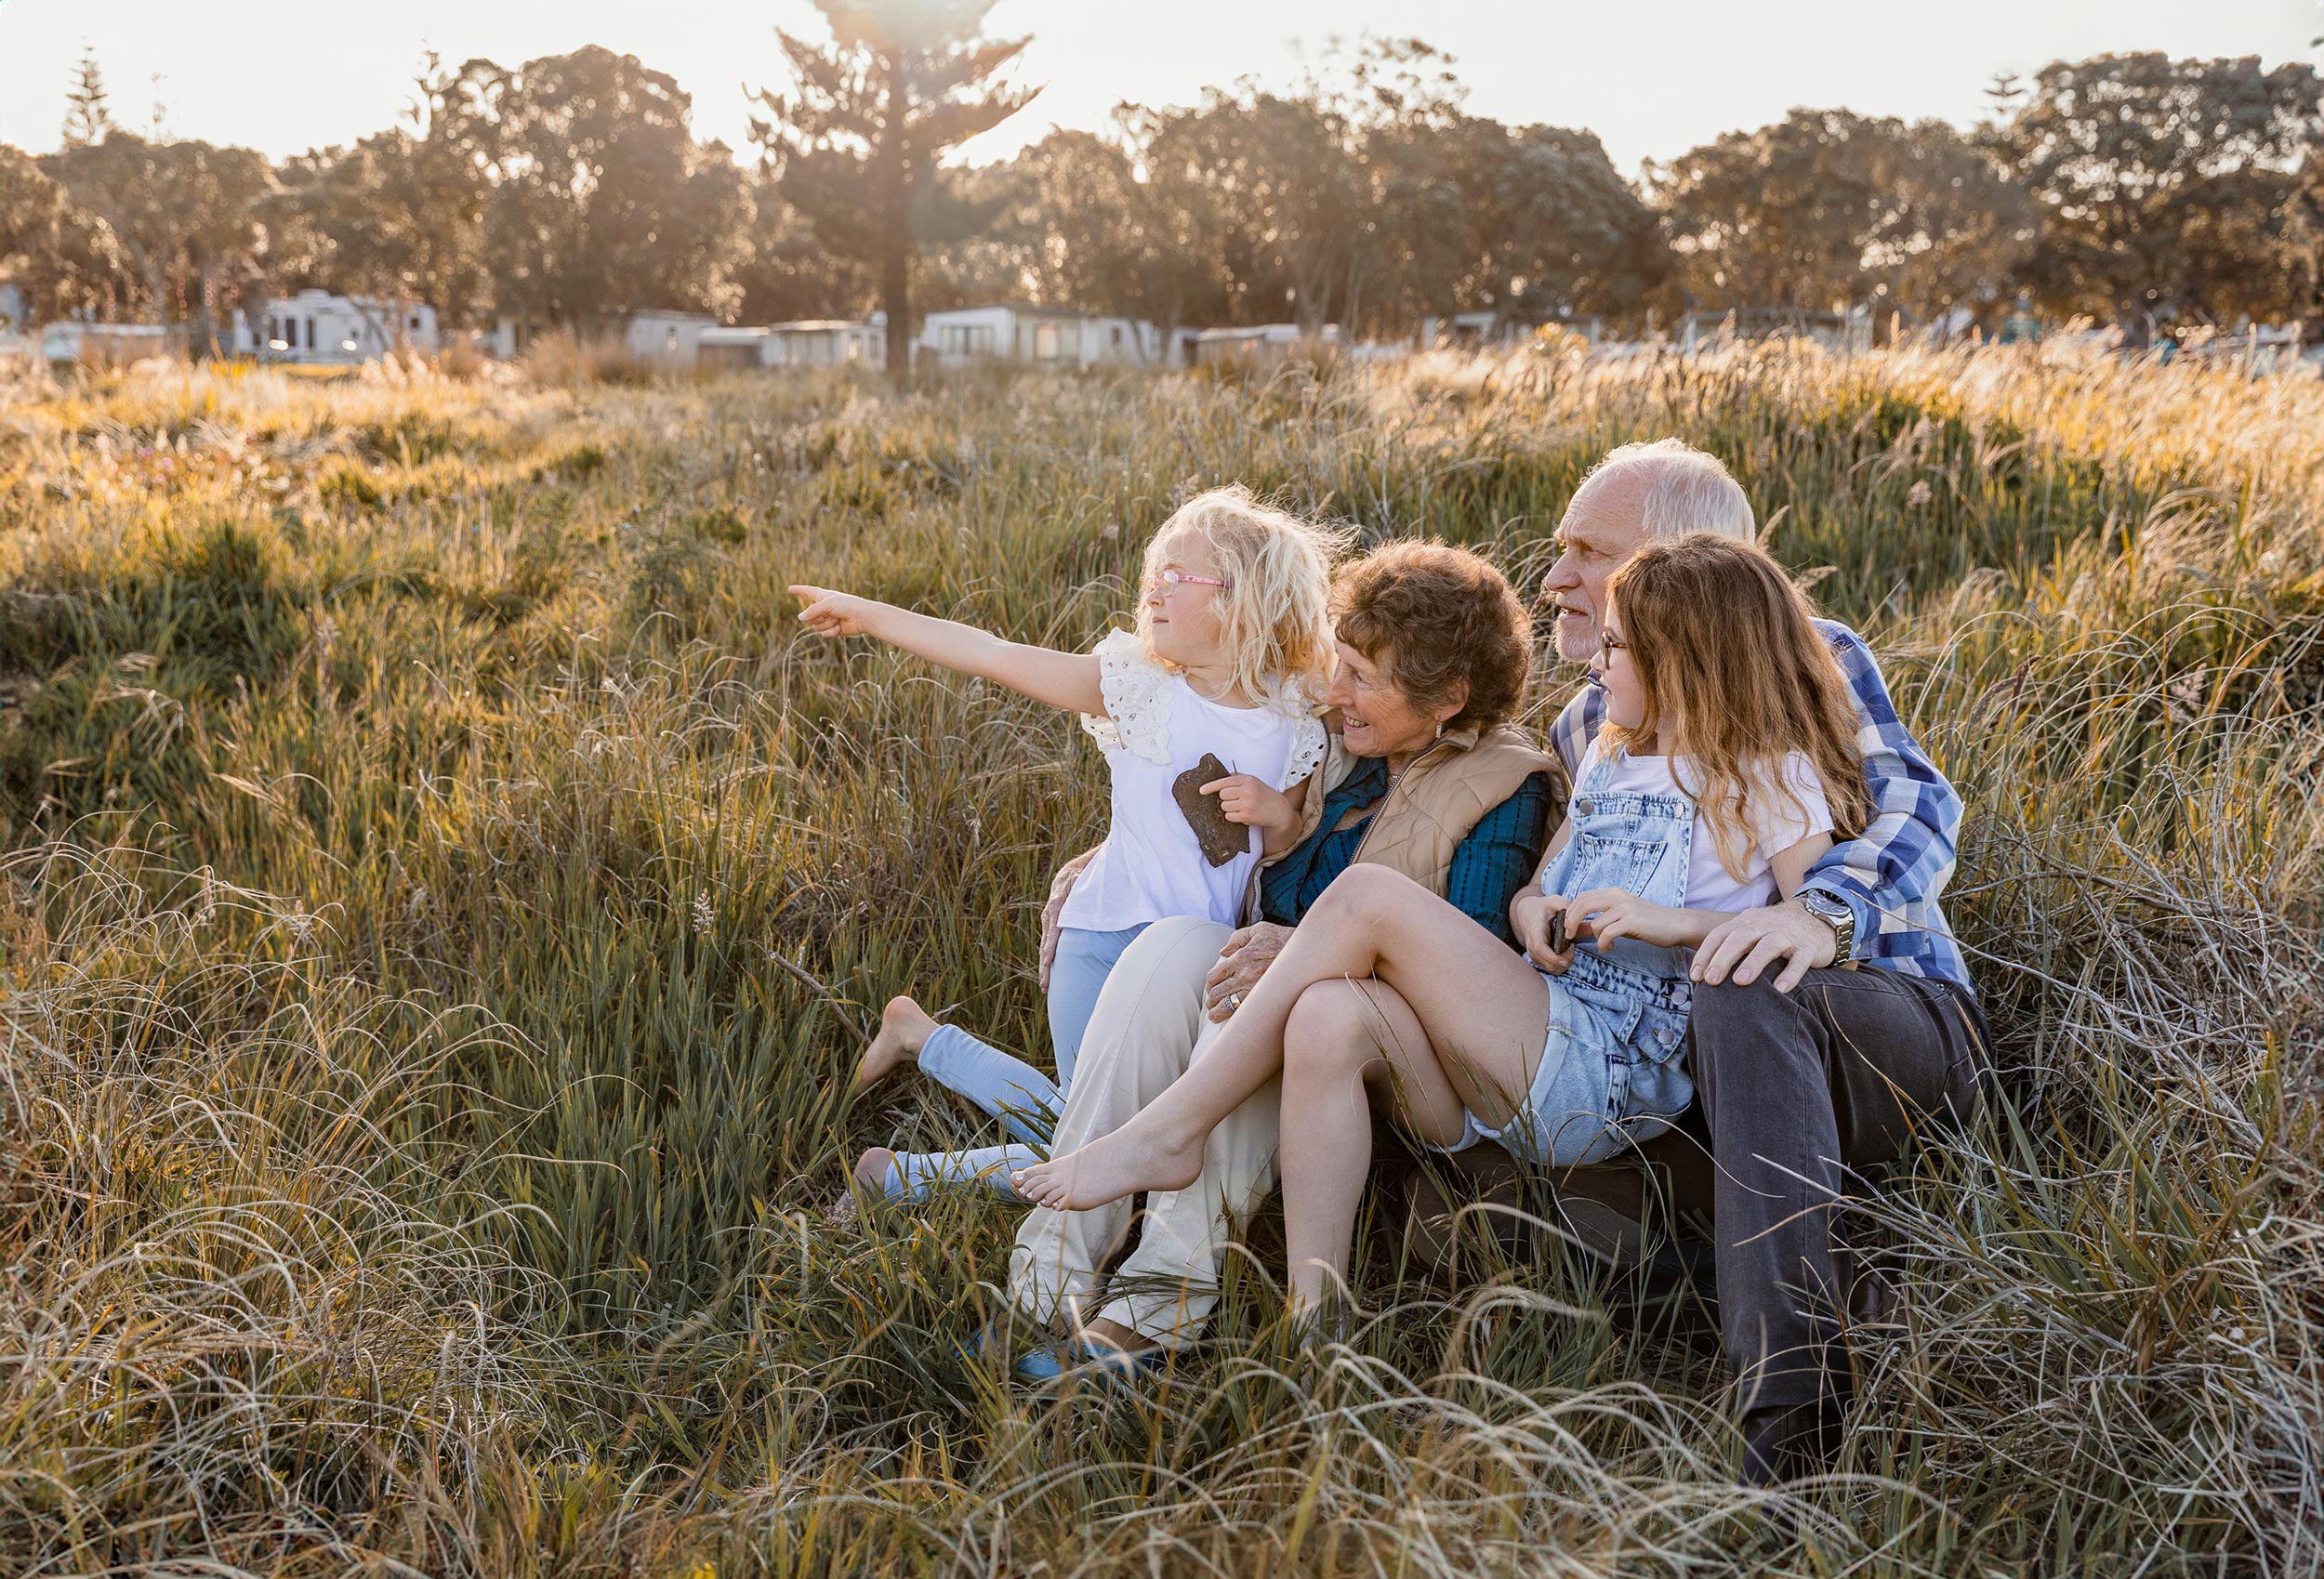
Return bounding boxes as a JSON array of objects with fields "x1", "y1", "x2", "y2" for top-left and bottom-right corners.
[
  {"x1": 1267, "y1": 676, "x2": 1327, "y2": 786},
  {"x1": 1079, "y1": 629, "x2": 1173, "y2": 765}
]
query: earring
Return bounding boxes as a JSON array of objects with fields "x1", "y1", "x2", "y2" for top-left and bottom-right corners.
[{"x1": 1434, "y1": 719, "x2": 1446, "y2": 741}]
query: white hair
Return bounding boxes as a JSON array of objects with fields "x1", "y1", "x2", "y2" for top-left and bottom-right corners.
[{"x1": 1578, "y1": 439, "x2": 1755, "y2": 542}]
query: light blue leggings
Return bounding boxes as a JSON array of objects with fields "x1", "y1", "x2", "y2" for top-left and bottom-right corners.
[{"x1": 880, "y1": 924, "x2": 1147, "y2": 1203}]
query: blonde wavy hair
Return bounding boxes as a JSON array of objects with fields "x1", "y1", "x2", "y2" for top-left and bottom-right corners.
[
  {"x1": 1602, "y1": 533, "x2": 1871, "y2": 879},
  {"x1": 1134, "y1": 485, "x2": 1347, "y2": 707}
]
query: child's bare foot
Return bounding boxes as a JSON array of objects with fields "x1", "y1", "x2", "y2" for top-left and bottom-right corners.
[
  {"x1": 1012, "y1": 1116, "x2": 1206, "y2": 1209},
  {"x1": 852, "y1": 996, "x2": 937, "y2": 1096}
]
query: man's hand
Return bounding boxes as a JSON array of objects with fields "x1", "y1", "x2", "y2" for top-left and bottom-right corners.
[
  {"x1": 1512, "y1": 891, "x2": 1575, "y2": 974},
  {"x1": 1037, "y1": 847, "x2": 1100, "y2": 992},
  {"x1": 1203, "y1": 921, "x2": 1293, "y2": 1021},
  {"x1": 1694, "y1": 899, "x2": 1839, "y2": 993}
]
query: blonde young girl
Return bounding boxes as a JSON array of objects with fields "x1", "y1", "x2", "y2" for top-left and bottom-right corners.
[
  {"x1": 1013, "y1": 533, "x2": 1873, "y2": 1316},
  {"x1": 789, "y1": 486, "x2": 1342, "y2": 1204}
]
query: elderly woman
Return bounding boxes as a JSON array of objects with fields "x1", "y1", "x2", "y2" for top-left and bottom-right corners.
[{"x1": 993, "y1": 540, "x2": 1560, "y2": 1376}]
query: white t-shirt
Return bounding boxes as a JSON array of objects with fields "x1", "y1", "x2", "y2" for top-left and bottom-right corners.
[
  {"x1": 1059, "y1": 630, "x2": 1327, "y2": 932},
  {"x1": 1574, "y1": 743, "x2": 1835, "y2": 913}
]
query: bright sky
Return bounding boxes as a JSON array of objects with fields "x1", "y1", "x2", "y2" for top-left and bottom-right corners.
[{"x1": 1, "y1": 0, "x2": 2317, "y2": 178}]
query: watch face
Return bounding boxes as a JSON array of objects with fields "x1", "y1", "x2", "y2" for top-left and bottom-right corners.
[{"x1": 1800, "y1": 892, "x2": 1850, "y2": 941}]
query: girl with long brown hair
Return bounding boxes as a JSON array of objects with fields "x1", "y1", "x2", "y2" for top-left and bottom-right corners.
[{"x1": 1012, "y1": 533, "x2": 1869, "y2": 1319}]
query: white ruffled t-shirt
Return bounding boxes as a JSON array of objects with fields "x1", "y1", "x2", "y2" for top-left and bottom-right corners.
[{"x1": 1059, "y1": 629, "x2": 1327, "y2": 932}]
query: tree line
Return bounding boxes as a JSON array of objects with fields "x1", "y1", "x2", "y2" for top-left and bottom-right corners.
[{"x1": 2, "y1": 0, "x2": 2318, "y2": 377}]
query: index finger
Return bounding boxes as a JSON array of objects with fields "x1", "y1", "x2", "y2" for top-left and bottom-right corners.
[
  {"x1": 1198, "y1": 777, "x2": 1240, "y2": 795},
  {"x1": 1562, "y1": 888, "x2": 1621, "y2": 932},
  {"x1": 787, "y1": 584, "x2": 834, "y2": 603}
]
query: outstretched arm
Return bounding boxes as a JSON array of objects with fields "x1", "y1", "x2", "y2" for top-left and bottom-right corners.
[{"x1": 791, "y1": 585, "x2": 1104, "y2": 716}]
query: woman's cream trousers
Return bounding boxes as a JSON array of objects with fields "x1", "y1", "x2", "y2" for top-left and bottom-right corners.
[{"x1": 1006, "y1": 915, "x2": 1284, "y2": 1348}]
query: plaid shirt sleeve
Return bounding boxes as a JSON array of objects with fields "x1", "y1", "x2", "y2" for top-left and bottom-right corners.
[
  {"x1": 1548, "y1": 683, "x2": 1601, "y2": 779},
  {"x1": 1441, "y1": 770, "x2": 1560, "y2": 945},
  {"x1": 1800, "y1": 619, "x2": 1968, "y2": 984}
]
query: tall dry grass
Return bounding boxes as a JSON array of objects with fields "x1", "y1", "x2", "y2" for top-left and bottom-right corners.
[{"x1": 0, "y1": 344, "x2": 2317, "y2": 1575}]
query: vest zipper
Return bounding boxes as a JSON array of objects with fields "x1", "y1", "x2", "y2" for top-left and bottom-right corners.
[{"x1": 1347, "y1": 737, "x2": 1455, "y2": 868}]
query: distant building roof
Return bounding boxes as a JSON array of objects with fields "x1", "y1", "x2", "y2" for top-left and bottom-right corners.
[
  {"x1": 767, "y1": 320, "x2": 873, "y2": 333},
  {"x1": 926, "y1": 302, "x2": 1090, "y2": 320}
]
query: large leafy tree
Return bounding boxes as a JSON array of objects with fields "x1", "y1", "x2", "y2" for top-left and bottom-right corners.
[
  {"x1": 725, "y1": 166, "x2": 878, "y2": 324},
  {"x1": 263, "y1": 57, "x2": 496, "y2": 333},
  {"x1": 0, "y1": 145, "x2": 130, "y2": 324},
  {"x1": 40, "y1": 134, "x2": 274, "y2": 347},
  {"x1": 749, "y1": 0, "x2": 1038, "y2": 375},
  {"x1": 917, "y1": 153, "x2": 1043, "y2": 312},
  {"x1": 1981, "y1": 53, "x2": 2321, "y2": 326},
  {"x1": 1133, "y1": 87, "x2": 1362, "y2": 334},
  {"x1": 962, "y1": 38, "x2": 1665, "y2": 341},
  {"x1": 2295, "y1": 144, "x2": 2324, "y2": 326},
  {"x1": 1006, "y1": 125, "x2": 1228, "y2": 339},
  {"x1": 459, "y1": 46, "x2": 748, "y2": 335},
  {"x1": 1654, "y1": 108, "x2": 2031, "y2": 325},
  {"x1": 1387, "y1": 116, "x2": 1665, "y2": 331}
]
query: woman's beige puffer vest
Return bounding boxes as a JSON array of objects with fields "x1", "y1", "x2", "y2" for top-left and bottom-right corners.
[{"x1": 1247, "y1": 723, "x2": 1565, "y2": 915}]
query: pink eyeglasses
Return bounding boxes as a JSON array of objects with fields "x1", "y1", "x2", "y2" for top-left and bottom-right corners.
[{"x1": 1146, "y1": 568, "x2": 1233, "y2": 595}]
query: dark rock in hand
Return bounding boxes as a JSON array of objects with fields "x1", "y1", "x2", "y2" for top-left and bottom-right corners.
[{"x1": 1172, "y1": 752, "x2": 1248, "y2": 867}]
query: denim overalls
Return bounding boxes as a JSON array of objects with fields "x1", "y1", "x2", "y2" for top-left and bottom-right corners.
[{"x1": 1473, "y1": 745, "x2": 1697, "y2": 1167}]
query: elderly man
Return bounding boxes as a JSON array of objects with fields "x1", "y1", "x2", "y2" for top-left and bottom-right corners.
[{"x1": 1536, "y1": 439, "x2": 1990, "y2": 1480}]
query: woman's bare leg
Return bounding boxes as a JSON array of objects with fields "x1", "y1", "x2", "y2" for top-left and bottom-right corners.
[
  {"x1": 1276, "y1": 978, "x2": 1472, "y2": 1315},
  {"x1": 1012, "y1": 866, "x2": 1551, "y2": 1210}
]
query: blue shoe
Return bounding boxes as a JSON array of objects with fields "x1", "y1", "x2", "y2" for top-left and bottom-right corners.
[
  {"x1": 958, "y1": 1318, "x2": 1076, "y2": 1382},
  {"x1": 1012, "y1": 1336, "x2": 1170, "y2": 1386}
]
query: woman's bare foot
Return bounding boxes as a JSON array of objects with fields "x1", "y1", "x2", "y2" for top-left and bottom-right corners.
[
  {"x1": 1011, "y1": 1115, "x2": 1206, "y2": 1209},
  {"x1": 852, "y1": 996, "x2": 938, "y2": 1096}
]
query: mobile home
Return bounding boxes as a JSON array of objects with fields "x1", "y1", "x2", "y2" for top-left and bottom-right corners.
[{"x1": 235, "y1": 289, "x2": 438, "y2": 364}]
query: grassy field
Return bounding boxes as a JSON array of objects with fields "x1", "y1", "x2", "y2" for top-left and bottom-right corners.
[{"x1": 0, "y1": 342, "x2": 2318, "y2": 1577}]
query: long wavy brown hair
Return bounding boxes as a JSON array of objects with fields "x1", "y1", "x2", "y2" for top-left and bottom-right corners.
[{"x1": 1602, "y1": 534, "x2": 1871, "y2": 879}]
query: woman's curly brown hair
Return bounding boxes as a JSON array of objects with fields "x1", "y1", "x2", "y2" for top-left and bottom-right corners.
[{"x1": 1330, "y1": 540, "x2": 1532, "y2": 732}]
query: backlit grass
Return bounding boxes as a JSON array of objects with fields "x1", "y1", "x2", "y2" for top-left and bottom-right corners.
[{"x1": 0, "y1": 341, "x2": 2317, "y2": 1575}]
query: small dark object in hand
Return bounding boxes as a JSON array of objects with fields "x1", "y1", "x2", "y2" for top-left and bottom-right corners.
[
  {"x1": 1546, "y1": 909, "x2": 1569, "y2": 954},
  {"x1": 1172, "y1": 752, "x2": 1248, "y2": 867}
]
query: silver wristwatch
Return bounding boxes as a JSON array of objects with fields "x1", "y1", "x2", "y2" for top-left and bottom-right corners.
[{"x1": 1793, "y1": 888, "x2": 1856, "y2": 960}]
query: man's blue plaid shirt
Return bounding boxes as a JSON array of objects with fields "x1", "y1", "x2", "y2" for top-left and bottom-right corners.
[{"x1": 1549, "y1": 617, "x2": 1972, "y2": 990}]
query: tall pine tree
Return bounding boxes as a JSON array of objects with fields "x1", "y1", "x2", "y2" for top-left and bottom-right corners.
[
  {"x1": 749, "y1": 1, "x2": 1037, "y2": 376},
  {"x1": 62, "y1": 46, "x2": 112, "y2": 147}
]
